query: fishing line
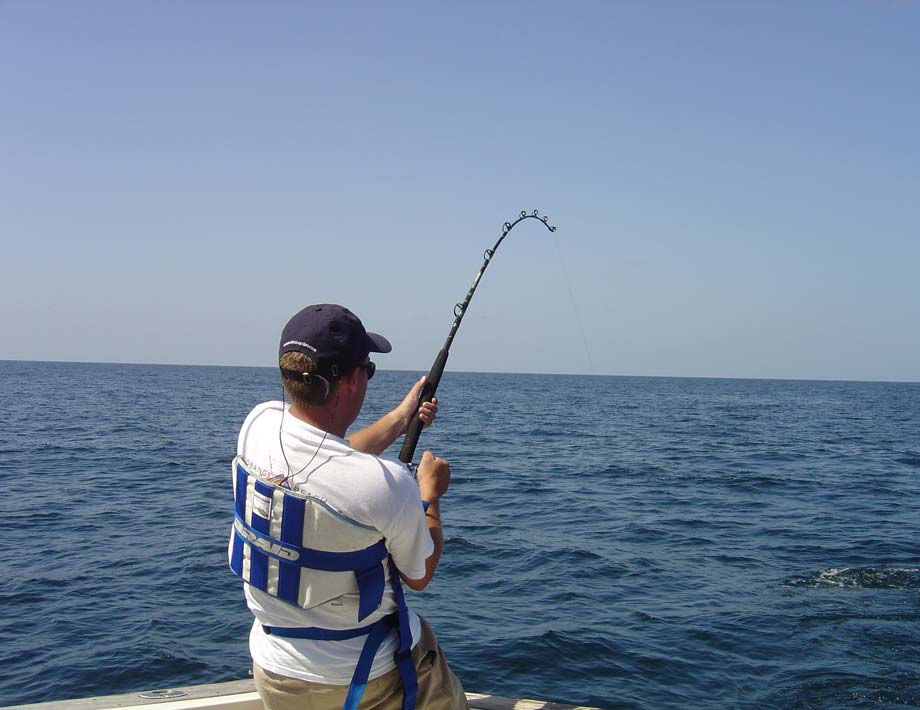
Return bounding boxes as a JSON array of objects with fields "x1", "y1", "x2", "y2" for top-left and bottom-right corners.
[
  {"x1": 552, "y1": 232, "x2": 594, "y2": 374},
  {"x1": 399, "y1": 210, "x2": 557, "y2": 466}
]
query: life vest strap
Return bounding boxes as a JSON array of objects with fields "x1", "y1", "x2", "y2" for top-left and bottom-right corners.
[
  {"x1": 262, "y1": 619, "x2": 389, "y2": 641},
  {"x1": 389, "y1": 554, "x2": 418, "y2": 710}
]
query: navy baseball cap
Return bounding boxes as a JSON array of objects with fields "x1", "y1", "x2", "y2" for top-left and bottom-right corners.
[{"x1": 279, "y1": 304, "x2": 391, "y2": 379}]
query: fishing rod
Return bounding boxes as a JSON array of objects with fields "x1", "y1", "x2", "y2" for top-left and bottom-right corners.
[{"x1": 399, "y1": 210, "x2": 556, "y2": 465}]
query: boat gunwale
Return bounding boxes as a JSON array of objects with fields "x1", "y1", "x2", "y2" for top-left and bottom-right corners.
[{"x1": 1, "y1": 679, "x2": 604, "y2": 710}]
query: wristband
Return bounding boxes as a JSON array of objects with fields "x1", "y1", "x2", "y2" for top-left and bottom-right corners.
[{"x1": 421, "y1": 500, "x2": 431, "y2": 512}]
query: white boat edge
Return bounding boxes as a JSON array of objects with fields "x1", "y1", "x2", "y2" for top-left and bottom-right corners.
[{"x1": 0, "y1": 678, "x2": 604, "y2": 710}]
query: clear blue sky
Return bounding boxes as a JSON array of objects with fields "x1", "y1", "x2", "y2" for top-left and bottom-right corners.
[{"x1": 2, "y1": 1, "x2": 918, "y2": 381}]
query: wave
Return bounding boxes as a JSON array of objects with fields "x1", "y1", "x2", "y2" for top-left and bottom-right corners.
[
  {"x1": 765, "y1": 672, "x2": 920, "y2": 709},
  {"x1": 784, "y1": 566, "x2": 920, "y2": 590}
]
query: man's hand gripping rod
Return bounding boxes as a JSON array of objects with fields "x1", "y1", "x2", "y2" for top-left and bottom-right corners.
[{"x1": 399, "y1": 210, "x2": 557, "y2": 465}]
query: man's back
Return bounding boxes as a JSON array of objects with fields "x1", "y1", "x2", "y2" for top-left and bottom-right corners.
[{"x1": 237, "y1": 400, "x2": 431, "y2": 685}]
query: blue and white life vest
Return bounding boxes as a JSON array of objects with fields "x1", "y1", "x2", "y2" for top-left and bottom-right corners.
[{"x1": 229, "y1": 455, "x2": 417, "y2": 710}]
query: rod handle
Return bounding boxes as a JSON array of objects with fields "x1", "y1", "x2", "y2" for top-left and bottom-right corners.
[{"x1": 399, "y1": 348, "x2": 450, "y2": 464}]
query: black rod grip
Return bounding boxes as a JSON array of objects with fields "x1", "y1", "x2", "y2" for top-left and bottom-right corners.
[{"x1": 399, "y1": 348, "x2": 450, "y2": 464}]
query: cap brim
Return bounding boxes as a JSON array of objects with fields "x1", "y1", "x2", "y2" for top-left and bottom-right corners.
[{"x1": 367, "y1": 331, "x2": 392, "y2": 354}]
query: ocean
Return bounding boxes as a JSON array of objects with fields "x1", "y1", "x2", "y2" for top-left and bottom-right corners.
[{"x1": 1, "y1": 360, "x2": 919, "y2": 709}]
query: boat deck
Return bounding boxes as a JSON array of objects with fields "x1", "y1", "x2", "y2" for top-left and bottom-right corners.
[{"x1": 2, "y1": 679, "x2": 602, "y2": 710}]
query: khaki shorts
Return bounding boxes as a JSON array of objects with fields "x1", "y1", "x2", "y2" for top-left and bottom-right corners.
[{"x1": 254, "y1": 616, "x2": 469, "y2": 710}]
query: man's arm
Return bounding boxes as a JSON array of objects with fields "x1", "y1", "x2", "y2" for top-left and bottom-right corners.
[
  {"x1": 349, "y1": 377, "x2": 437, "y2": 455},
  {"x1": 400, "y1": 451, "x2": 450, "y2": 591}
]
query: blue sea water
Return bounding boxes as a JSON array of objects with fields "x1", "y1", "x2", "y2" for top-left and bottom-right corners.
[{"x1": 1, "y1": 360, "x2": 919, "y2": 709}]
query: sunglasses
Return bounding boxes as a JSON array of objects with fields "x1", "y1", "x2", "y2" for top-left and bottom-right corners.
[{"x1": 359, "y1": 359, "x2": 376, "y2": 380}]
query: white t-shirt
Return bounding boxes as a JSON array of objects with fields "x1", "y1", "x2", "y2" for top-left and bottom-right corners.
[{"x1": 236, "y1": 401, "x2": 434, "y2": 684}]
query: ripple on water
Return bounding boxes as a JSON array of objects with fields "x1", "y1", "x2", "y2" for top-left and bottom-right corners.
[
  {"x1": 785, "y1": 567, "x2": 920, "y2": 590},
  {"x1": 763, "y1": 672, "x2": 920, "y2": 709}
]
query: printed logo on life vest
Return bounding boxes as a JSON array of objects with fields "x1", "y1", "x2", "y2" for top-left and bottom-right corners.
[{"x1": 235, "y1": 521, "x2": 300, "y2": 561}]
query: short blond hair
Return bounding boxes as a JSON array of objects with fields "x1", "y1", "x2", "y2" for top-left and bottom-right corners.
[{"x1": 279, "y1": 351, "x2": 341, "y2": 406}]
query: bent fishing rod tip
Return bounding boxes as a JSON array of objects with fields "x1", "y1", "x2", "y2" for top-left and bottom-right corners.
[{"x1": 502, "y1": 209, "x2": 557, "y2": 235}]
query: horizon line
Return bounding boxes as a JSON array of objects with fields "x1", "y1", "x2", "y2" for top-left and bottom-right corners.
[{"x1": 1, "y1": 358, "x2": 917, "y2": 386}]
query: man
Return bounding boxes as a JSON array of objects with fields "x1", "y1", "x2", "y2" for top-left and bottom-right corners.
[{"x1": 230, "y1": 303, "x2": 467, "y2": 710}]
